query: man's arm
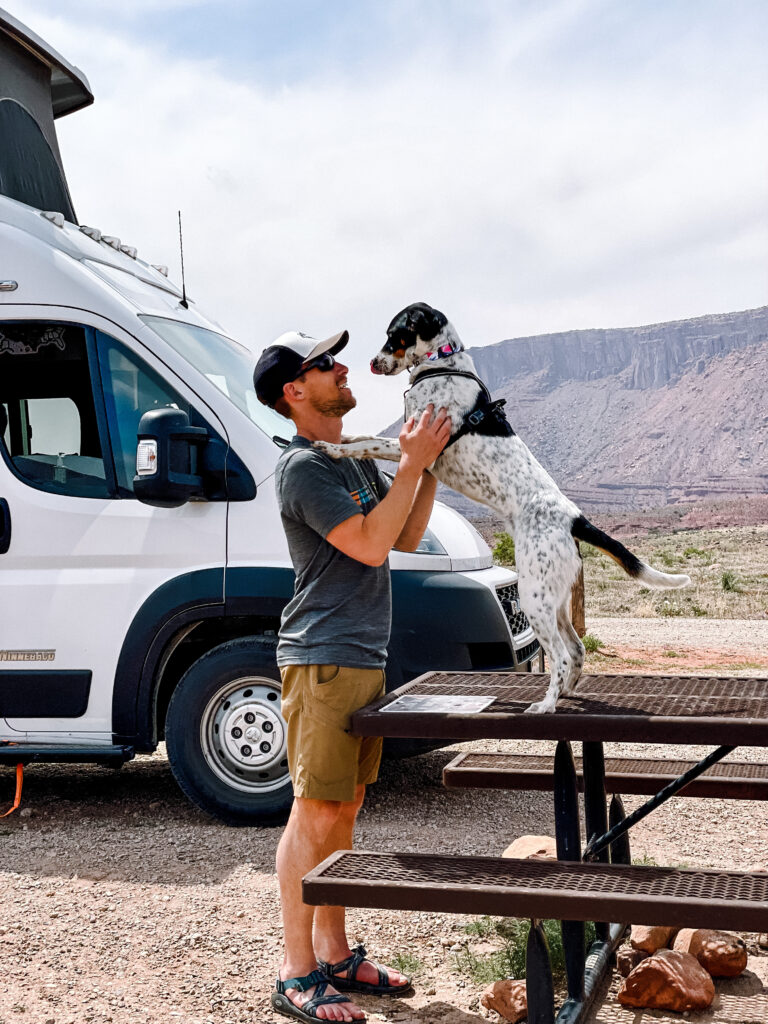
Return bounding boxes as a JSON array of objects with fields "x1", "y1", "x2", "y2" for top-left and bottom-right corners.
[
  {"x1": 393, "y1": 470, "x2": 438, "y2": 552},
  {"x1": 326, "y1": 407, "x2": 450, "y2": 567}
]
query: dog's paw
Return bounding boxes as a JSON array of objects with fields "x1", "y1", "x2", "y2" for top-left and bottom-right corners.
[
  {"x1": 523, "y1": 698, "x2": 557, "y2": 715},
  {"x1": 312, "y1": 440, "x2": 343, "y2": 459}
]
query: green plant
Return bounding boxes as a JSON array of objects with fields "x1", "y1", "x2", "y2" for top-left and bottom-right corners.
[
  {"x1": 633, "y1": 852, "x2": 659, "y2": 866},
  {"x1": 492, "y1": 531, "x2": 515, "y2": 565},
  {"x1": 721, "y1": 570, "x2": 741, "y2": 593},
  {"x1": 657, "y1": 550, "x2": 679, "y2": 568},
  {"x1": 456, "y1": 918, "x2": 596, "y2": 985},
  {"x1": 390, "y1": 952, "x2": 423, "y2": 975},
  {"x1": 683, "y1": 546, "x2": 709, "y2": 560},
  {"x1": 464, "y1": 916, "x2": 497, "y2": 938},
  {"x1": 661, "y1": 649, "x2": 679, "y2": 658},
  {"x1": 582, "y1": 633, "x2": 604, "y2": 654},
  {"x1": 689, "y1": 603, "x2": 708, "y2": 617},
  {"x1": 657, "y1": 600, "x2": 685, "y2": 617}
]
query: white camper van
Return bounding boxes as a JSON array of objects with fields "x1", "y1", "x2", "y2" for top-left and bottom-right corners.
[{"x1": 0, "y1": 9, "x2": 539, "y2": 824}]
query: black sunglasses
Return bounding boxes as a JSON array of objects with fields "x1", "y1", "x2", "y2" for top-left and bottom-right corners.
[{"x1": 299, "y1": 352, "x2": 336, "y2": 375}]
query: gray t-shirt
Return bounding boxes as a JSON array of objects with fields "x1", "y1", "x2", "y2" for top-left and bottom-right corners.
[{"x1": 275, "y1": 436, "x2": 392, "y2": 668}]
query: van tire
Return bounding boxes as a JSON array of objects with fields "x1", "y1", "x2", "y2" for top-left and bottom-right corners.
[{"x1": 165, "y1": 636, "x2": 293, "y2": 826}]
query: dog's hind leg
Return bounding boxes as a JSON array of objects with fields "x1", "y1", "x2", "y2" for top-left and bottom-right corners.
[
  {"x1": 557, "y1": 602, "x2": 585, "y2": 694},
  {"x1": 520, "y1": 602, "x2": 572, "y2": 714}
]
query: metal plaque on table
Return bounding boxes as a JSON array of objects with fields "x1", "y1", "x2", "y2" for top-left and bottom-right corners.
[{"x1": 380, "y1": 694, "x2": 496, "y2": 714}]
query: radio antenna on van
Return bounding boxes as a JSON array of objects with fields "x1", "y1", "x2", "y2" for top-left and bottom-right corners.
[{"x1": 178, "y1": 210, "x2": 189, "y2": 309}]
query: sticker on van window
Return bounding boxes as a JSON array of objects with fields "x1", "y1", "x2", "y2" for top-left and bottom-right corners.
[{"x1": 0, "y1": 325, "x2": 66, "y2": 356}]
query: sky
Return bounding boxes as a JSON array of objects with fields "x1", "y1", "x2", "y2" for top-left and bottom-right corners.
[{"x1": 15, "y1": 0, "x2": 768, "y2": 431}]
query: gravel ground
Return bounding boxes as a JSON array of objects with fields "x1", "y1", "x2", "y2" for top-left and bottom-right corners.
[
  {"x1": 1, "y1": 619, "x2": 767, "y2": 1024},
  {"x1": 588, "y1": 617, "x2": 768, "y2": 654}
]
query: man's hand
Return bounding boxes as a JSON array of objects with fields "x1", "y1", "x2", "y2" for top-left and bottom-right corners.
[
  {"x1": 325, "y1": 405, "x2": 451, "y2": 566},
  {"x1": 399, "y1": 405, "x2": 452, "y2": 475}
]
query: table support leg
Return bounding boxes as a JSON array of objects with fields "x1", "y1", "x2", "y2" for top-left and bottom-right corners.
[
  {"x1": 608, "y1": 794, "x2": 631, "y2": 865},
  {"x1": 526, "y1": 918, "x2": 555, "y2": 1024},
  {"x1": 583, "y1": 743, "x2": 736, "y2": 862},
  {"x1": 582, "y1": 742, "x2": 609, "y2": 942},
  {"x1": 554, "y1": 741, "x2": 585, "y2": 1003},
  {"x1": 555, "y1": 922, "x2": 627, "y2": 1024}
]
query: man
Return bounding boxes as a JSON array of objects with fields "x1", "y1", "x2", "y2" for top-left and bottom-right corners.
[{"x1": 253, "y1": 329, "x2": 450, "y2": 1024}]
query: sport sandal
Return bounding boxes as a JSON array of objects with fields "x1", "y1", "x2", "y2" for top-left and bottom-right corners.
[
  {"x1": 317, "y1": 944, "x2": 413, "y2": 997},
  {"x1": 272, "y1": 968, "x2": 366, "y2": 1023}
]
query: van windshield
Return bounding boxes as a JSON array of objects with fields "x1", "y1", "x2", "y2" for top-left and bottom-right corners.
[{"x1": 139, "y1": 315, "x2": 295, "y2": 444}]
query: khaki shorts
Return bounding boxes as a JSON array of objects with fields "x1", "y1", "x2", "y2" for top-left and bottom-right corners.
[{"x1": 279, "y1": 664, "x2": 386, "y2": 803}]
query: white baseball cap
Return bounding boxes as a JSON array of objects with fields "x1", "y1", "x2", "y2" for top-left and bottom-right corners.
[{"x1": 253, "y1": 329, "x2": 349, "y2": 407}]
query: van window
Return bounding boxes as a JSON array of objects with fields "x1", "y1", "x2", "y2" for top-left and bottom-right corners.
[
  {"x1": 0, "y1": 323, "x2": 110, "y2": 498},
  {"x1": 97, "y1": 333, "x2": 193, "y2": 495},
  {"x1": 140, "y1": 315, "x2": 295, "y2": 444}
]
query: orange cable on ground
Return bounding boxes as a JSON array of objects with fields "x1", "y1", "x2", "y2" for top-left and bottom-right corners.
[{"x1": 0, "y1": 763, "x2": 23, "y2": 817}]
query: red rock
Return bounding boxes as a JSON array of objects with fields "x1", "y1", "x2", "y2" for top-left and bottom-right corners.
[
  {"x1": 618, "y1": 949, "x2": 715, "y2": 1012},
  {"x1": 673, "y1": 927, "x2": 748, "y2": 977},
  {"x1": 501, "y1": 835, "x2": 556, "y2": 860},
  {"x1": 629, "y1": 924, "x2": 677, "y2": 953},
  {"x1": 616, "y1": 947, "x2": 649, "y2": 977},
  {"x1": 480, "y1": 979, "x2": 527, "y2": 1022}
]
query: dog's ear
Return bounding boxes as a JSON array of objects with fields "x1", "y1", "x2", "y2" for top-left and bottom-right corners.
[{"x1": 386, "y1": 302, "x2": 447, "y2": 349}]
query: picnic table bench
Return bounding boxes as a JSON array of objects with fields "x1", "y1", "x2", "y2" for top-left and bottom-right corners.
[
  {"x1": 443, "y1": 751, "x2": 768, "y2": 799},
  {"x1": 303, "y1": 671, "x2": 768, "y2": 1024}
]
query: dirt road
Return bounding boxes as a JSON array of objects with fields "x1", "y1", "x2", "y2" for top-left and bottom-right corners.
[{"x1": 1, "y1": 619, "x2": 767, "y2": 1024}]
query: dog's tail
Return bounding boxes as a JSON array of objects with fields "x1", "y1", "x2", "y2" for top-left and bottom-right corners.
[{"x1": 570, "y1": 515, "x2": 690, "y2": 589}]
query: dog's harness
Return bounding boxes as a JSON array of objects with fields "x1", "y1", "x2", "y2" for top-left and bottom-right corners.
[{"x1": 406, "y1": 366, "x2": 515, "y2": 450}]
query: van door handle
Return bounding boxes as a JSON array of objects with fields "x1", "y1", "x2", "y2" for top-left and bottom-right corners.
[{"x1": 0, "y1": 498, "x2": 10, "y2": 554}]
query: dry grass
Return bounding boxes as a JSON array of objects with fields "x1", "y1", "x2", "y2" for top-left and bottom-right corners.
[{"x1": 579, "y1": 524, "x2": 768, "y2": 619}]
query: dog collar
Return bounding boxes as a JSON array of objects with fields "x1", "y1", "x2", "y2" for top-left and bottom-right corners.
[{"x1": 423, "y1": 339, "x2": 464, "y2": 362}]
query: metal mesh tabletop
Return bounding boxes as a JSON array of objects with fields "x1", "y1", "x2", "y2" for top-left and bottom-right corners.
[
  {"x1": 304, "y1": 850, "x2": 768, "y2": 931},
  {"x1": 351, "y1": 672, "x2": 768, "y2": 744}
]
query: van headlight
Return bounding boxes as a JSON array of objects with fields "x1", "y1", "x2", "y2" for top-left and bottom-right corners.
[{"x1": 415, "y1": 527, "x2": 447, "y2": 555}]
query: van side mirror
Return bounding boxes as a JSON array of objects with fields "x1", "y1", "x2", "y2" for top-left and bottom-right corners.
[{"x1": 133, "y1": 407, "x2": 207, "y2": 507}]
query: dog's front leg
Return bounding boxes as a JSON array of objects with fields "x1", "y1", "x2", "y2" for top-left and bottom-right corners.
[{"x1": 313, "y1": 437, "x2": 403, "y2": 462}]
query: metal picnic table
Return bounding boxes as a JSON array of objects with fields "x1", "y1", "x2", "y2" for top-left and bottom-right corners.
[{"x1": 305, "y1": 671, "x2": 768, "y2": 1024}]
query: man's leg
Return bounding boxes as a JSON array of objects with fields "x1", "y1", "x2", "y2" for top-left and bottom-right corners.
[
  {"x1": 276, "y1": 795, "x2": 366, "y2": 1022},
  {"x1": 313, "y1": 784, "x2": 409, "y2": 990}
]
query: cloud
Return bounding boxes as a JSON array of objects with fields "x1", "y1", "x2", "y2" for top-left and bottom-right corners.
[{"x1": 15, "y1": 1, "x2": 768, "y2": 430}]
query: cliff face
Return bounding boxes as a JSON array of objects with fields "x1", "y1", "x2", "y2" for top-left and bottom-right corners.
[
  {"x1": 382, "y1": 306, "x2": 768, "y2": 512},
  {"x1": 472, "y1": 306, "x2": 768, "y2": 391}
]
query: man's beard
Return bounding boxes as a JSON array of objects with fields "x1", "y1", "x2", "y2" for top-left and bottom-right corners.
[{"x1": 310, "y1": 390, "x2": 357, "y2": 417}]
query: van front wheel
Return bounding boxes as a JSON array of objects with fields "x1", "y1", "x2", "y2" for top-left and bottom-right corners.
[{"x1": 165, "y1": 637, "x2": 293, "y2": 825}]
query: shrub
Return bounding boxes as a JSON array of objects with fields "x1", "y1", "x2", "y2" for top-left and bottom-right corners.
[
  {"x1": 582, "y1": 633, "x2": 604, "y2": 653},
  {"x1": 721, "y1": 570, "x2": 741, "y2": 593},
  {"x1": 457, "y1": 918, "x2": 596, "y2": 985},
  {"x1": 657, "y1": 550, "x2": 679, "y2": 568},
  {"x1": 391, "y1": 952, "x2": 422, "y2": 975},
  {"x1": 657, "y1": 601, "x2": 685, "y2": 617},
  {"x1": 683, "y1": 546, "x2": 709, "y2": 560},
  {"x1": 492, "y1": 531, "x2": 515, "y2": 565}
]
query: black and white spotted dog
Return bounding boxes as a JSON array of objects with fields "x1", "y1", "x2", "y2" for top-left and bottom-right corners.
[{"x1": 315, "y1": 302, "x2": 691, "y2": 714}]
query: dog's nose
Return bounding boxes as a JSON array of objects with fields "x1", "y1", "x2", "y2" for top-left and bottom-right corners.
[{"x1": 370, "y1": 360, "x2": 383, "y2": 375}]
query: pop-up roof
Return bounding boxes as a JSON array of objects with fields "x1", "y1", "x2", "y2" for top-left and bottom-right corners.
[
  {"x1": 0, "y1": 8, "x2": 93, "y2": 221},
  {"x1": 0, "y1": 8, "x2": 93, "y2": 116}
]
